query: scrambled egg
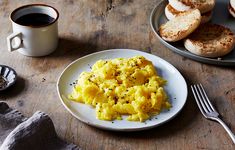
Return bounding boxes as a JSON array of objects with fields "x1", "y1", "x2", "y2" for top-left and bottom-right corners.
[{"x1": 68, "y1": 56, "x2": 171, "y2": 122}]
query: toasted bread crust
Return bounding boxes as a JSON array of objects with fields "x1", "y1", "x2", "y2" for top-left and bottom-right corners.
[
  {"x1": 165, "y1": 4, "x2": 186, "y2": 20},
  {"x1": 203, "y1": 10, "x2": 212, "y2": 17},
  {"x1": 169, "y1": 0, "x2": 215, "y2": 13},
  {"x1": 230, "y1": 0, "x2": 235, "y2": 9},
  {"x1": 184, "y1": 24, "x2": 235, "y2": 58},
  {"x1": 165, "y1": 4, "x2": 212, "y2": 23},
  {"x1": 160, "y1": 9, "x2": 201, "y2": 42},
  {"x1": 167, "y1": 4, "x2": 185, "y2": 15},
  {"x1": 201, "y1": 11, "x2": 212, "y2": 23},
  {"x1": 229, "y1": 2, "x2": 235, "y2": 18}
]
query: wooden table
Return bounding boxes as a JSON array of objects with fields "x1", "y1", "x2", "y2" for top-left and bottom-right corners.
[{"x1": 0, "y1": 0, "x2": 234, "y2": 149}]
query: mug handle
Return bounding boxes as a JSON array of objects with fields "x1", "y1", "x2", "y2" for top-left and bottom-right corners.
[{"x1": 7, "y1": 32, "x2": 23, "y2": 52}]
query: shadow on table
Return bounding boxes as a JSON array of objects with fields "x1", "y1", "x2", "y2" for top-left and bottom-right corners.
[
  {"x1": 26, "y1": 36, "x2": 142, "y2": 74},
  {"x1": 88, "y1": 73, "x2": 200, "y2": 139},
  {"x1": 24, "y1": 37, "x2": 99, "y2": 74},
  {"x1": 48, "y1": 37, "x2": 98, "y2": 59},
  {"x1": 0, "y1": 76, "x2": 26, "y2": 100}
]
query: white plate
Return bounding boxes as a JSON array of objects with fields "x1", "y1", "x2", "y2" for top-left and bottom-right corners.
[{"x1": 57, "y1": 49, "x2": 188, "y2": 131}]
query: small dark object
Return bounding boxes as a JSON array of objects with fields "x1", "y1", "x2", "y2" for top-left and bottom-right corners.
[
  {"x1": 42, "y1": 78, "x2": 46, "y2": 82},
  {"x1": 0, "y1": 65, "x2": 17, "y2": 91},
  {"x1": 0, "y1": 76, "x2": 7, "y2": 89}
]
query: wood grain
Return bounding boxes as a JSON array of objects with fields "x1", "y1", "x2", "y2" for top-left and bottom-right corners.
[{"x1": 0, "y1": 0, "x2": 234, "y2": 149}]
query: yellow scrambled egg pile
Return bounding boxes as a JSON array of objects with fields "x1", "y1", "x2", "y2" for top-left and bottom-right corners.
[{"x1": 68, "y1": 56, "x2": 171, "y2": 122}]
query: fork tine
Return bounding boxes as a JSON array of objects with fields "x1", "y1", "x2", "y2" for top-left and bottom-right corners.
[
  {"x1": 192, "y1": 85, "x2": 235, "y2": 144},
  {"x1": 199, "y1": 84, "x2": 217, "y2": 112},
  {"x1": 191, "y1": 85, "x2": 207, "y2": 117},
  {"x1": 194, "y1": 85, "x2": 211, "y2": 113},
  {"x1": 196, "y1": 84, "x2": 213, "y2": 112}
]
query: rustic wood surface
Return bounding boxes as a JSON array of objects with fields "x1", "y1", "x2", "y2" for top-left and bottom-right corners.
[{"x1": 0, "y1": 0, "x2": 234, "y2": 149}]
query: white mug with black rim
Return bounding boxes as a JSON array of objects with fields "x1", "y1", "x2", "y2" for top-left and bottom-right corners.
[{"x1": 7, "y1": 4, "x2": 59, "y2": 57}]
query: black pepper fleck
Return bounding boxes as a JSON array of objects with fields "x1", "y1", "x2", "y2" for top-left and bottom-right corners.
[{"x1": 88, "y1": 64, "x2": 92, "y2": 69}]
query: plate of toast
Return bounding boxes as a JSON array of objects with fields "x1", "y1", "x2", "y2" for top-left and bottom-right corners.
[{"x1": 150, "y1": 0, "x2": 235, "y2": 66}]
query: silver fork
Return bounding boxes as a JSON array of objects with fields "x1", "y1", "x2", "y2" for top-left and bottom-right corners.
[{"x1": 191, "y1": 84, "x2": 235, "y2": 144}]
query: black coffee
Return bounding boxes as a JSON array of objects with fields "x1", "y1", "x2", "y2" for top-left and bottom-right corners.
[{"x1": 15, "y1": 13, "x2": 55, "y2": 26}]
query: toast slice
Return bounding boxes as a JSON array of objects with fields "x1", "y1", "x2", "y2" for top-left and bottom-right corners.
[
  {"x1": 231, "y1": 0, "x2": 235, "y2": 9},
  {"x1": 159, "y1": 9, "x2": 201, "y2": 42},
  {"x1": 229, "y1": 0, "x2": 235, "y2": 18},
  {"x1": 165, "y1": 4, "x2": 186, "y2": 20},
  {"x1": 201, "y1": 11, "x2": 213, "y2": 24},
  {"x1": 184, "y1": 24, "x2": 235, "y2": 58},
  {"x1": 165, "y1": 4, "x2": 212, "y2": 23},
  {"x1": 168, "y1": 0, "x2": 215, "y2": 13}
]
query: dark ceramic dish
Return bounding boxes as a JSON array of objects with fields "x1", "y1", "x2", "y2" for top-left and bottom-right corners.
[
  {"x1": 150, "y1": 0, "x2": 235, "y2": 66},
  {"x1": 0, "y1": 65, "x2": 17, "y2": 91}
]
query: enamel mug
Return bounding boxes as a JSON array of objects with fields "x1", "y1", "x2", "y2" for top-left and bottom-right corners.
[{"x1": 7, "y1": 4, "x2": 59, "y2": 57}]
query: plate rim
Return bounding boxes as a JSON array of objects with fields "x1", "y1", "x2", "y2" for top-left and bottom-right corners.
[
  {"x1": 57, "y1": 49, "x2": 188, "y2": 131},
  {"x1": 149, "y1": 0, "x2": 235, "y2": 66}
]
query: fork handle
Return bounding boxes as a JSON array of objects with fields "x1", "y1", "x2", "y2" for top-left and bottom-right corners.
[{"x1": 215, "y1": 118, "x2": 235, "y2": 144}]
